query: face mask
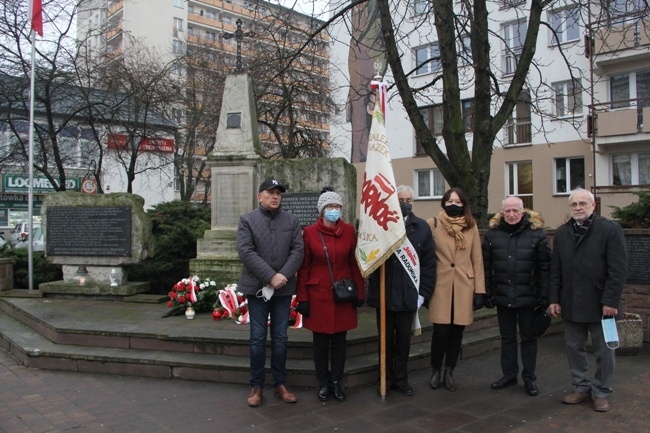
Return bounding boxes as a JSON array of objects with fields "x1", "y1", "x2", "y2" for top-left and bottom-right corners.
[
  {"x1": 399, "y1": 203, "x2": 412, "y2": 217},
  {"x1": 444, "y1": 204, "x2": 464, "y2": 217},
  {"x1": 324, "y1": 209, "x2": 341, "y2": 222},
  {"x1": 256, "y1": 286, "x2": 274, "y2": 302}
]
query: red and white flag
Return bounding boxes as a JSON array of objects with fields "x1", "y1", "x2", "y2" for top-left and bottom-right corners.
[
  {"x1": 355, "y1": 80, "x2": 406, "y2": 278},
  {"x1": 29, "y1": 0, "x2": 43, "y2": 36}
]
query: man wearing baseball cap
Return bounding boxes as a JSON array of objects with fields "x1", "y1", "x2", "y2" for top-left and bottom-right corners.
[{"x1": 237, "y1": 178, "x2": 304, "y2": 407}]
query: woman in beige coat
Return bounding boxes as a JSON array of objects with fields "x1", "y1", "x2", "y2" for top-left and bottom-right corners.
[{"x1": 426, "y1": 188, "x2": 486, "y2": 392}]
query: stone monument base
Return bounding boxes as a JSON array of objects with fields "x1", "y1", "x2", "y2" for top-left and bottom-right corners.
[{"x1": 39, "y1": 280, "x2": 150, "y2": 299}]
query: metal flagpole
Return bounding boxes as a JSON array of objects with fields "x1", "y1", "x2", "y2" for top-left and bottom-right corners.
[
  {"x1": 379, "y1": 262, "x2": 386, "y2": 399},
  {"x1": 27, "y1": 28, "x2": 36, "y2": 291}
]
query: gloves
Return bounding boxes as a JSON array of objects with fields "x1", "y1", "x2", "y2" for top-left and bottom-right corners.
[
  {"x1": 473, "y1": 294, "x2": 486, "y2": 311},
  {"x1": 417, "y1": 295, "x2": 425, "y2": 309},
  {"x1": 354, "y1": 299, "x2": 364, "y2": 308},
  {"x1": 484, "y1": 296, "x2": 495, "y2": 309},
  {"x1": 296, "y1": 302, "x2": 310, "y2": 317},
  {"x1": 539, "y1": 297, "x2": 549, "y2": 309}
]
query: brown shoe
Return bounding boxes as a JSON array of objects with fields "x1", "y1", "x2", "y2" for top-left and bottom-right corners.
[
  {"x1": 562, "y1": 391, "x2": 592, "y2": 404},
  {"x1": 273, "y1": 384, "x2": 297, "y2": 403},
  {"x1": 593, "y1": 397, "x2": 610, "y2": 412},
  {"x1": 247, "y1": 387, "x2": 263, "y2": 407}
]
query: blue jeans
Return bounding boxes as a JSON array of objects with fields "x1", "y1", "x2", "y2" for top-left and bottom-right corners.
[{"x1": 247, "y1": 294, "x2": 291, "y2": 388}]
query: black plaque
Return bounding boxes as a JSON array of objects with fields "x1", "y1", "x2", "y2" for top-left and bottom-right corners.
[
  {"x1": 46, "y1": 207, "x2": 132, "y2": 256},
  {"x1": 282, "y1": 193, "x2": 319, "y2": 228},
  {"x1": 226, "y1": 112, "x2": 241, "y2": 129},
  {"x1": 625, "y1": 235, "x2": 650, "y2": 284}
]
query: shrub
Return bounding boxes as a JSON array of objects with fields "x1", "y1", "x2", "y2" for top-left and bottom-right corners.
[
  {"x1": 0, "y1": 248, "x2": 62, "y2": 289},
  {"x1": 610, "y1": 192, "x2": 650, "y2": 229},
  {"x1": 128, "y1": 201, "x2": 211, "y2": 294}
]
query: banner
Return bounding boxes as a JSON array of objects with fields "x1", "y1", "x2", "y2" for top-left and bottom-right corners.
[
  {"x1": 355, "y1": 81, "x2": 405, "y2": 278},
  {"x1": 30, "y1": 0, "x2": 43, "y2": 36}
]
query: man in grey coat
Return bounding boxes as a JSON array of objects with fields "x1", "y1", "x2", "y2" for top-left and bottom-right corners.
[
  {"x1": 237, "y1": 178, "x2": 304, "y2": 408},
  {"x1": 549, "y1": 188, "x2": 627, "y2": 413}
]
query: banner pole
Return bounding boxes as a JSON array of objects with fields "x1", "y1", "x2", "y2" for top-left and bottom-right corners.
[{"x1": 379, "y1": 262, "x2": 386, "y2": 399}]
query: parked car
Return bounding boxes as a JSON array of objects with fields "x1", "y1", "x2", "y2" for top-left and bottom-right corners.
[
  {"x1": 15, "y1": 226, "x2": 45, "y2": 252},
  {"x1": 0, "y1": 234, "x2": 8, "y2": 250},
  {"x1": 10, "y1": 222, "x2": 40, "y2": 247}
]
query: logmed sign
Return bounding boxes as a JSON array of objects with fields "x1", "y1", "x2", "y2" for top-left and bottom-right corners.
[{"x1": 2, "y1": 174, "x2": 81, "y2": 193}]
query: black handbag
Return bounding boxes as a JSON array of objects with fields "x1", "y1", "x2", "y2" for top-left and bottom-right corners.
[
  {"x1": 531, "y1": 306, "x2": 551, "y2": 338},
  {"x1": 319, "y1": 232, "x2": 358, "y2": 302}
]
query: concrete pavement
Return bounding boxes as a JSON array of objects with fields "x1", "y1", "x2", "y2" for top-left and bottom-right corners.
[{"x1": 1, "y1": 332, "x2": 648, "y2": 433}]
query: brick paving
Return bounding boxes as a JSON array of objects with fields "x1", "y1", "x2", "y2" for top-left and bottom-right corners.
[{"x1": 1, "y1": 332, "x2": 648, "y2": 433}]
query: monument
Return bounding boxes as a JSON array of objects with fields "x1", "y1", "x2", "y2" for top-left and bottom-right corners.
[{"x1": 39, "y1": 192, "x2": 154, "y2": 298}]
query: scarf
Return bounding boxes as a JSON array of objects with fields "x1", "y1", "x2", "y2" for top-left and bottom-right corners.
[{"x1": 438, "y1": 210, "x2": 468, "y2": 250}]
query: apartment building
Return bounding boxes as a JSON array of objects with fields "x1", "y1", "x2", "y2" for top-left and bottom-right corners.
[
  {"x1": 78, "y1": 0, "x2": 331, "y2": 202},
  {"x1": 329, "y1": 1, "x2": 650, "y2": 228}
]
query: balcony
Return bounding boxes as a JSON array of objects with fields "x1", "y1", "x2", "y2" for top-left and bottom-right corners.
[
  {"x1": 592, "y1": 98, "x2": 650, "y2": 146},
  {"x1": 593, "y1": 14, "x2": 650, "y2": 68},
  {"x1": 107, "y1": 0, "x2": 124, "y2": 18},
  {"x1": 503, "y1": 120, "x2": 532, "y2": 146}
]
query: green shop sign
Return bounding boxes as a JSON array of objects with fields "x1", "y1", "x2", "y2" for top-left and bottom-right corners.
[{"x1": 2, "y1": 174, "x2": 81, "y2": 193}]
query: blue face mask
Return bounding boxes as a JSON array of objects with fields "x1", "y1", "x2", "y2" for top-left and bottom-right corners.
[{"x1": 324, "y1": 209, "x2": 341, "y2": 223}]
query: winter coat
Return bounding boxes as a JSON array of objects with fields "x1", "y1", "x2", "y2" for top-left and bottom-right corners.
[
  {"x1": 549, "y1": 214, "x2": 627, "y2": 323},
  {"x1": 482, "y1": 210, "x2": 551, "y2": 309},
  {"x1": 296, "y1": 218, "x2": 364, "y2": 334},
  {"x1": 236, "y1": 205, "x2": 304, "y2": 296},
  {"x1": 367, "y1": 212, "x2": 437, "y2": 312},
  {"x1": 426, "y1": 216, "x2": 485, "y2": 326}
]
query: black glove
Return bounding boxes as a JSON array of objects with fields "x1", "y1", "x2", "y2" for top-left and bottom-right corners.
[
  {"x1": 473, "y1": 294, "x2": 486, "y2": 311},
  {"x1": 484, "y1": 296, "x2": 495, "y2": 309},
  {"x1": 296, "y1": 302, "x2": 310, "y2": 317},
  {"x1": 539, "y1": 297, "x2": 549, "y2": 309},
  {"x1": 354, "y1": 299, "x2": 364, "y2": 308}
]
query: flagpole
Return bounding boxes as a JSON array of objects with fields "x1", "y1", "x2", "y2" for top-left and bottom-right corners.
[
  {"x1": 379, "y1": 263, "x2": 386, "y2": 399},
  {"x1": 27, "y1": 29, "x2": 36, "y2": 291}
]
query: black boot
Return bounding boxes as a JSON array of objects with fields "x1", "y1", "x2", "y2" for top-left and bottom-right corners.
[
  {"x1": 331, "y1": 381, "x2": 346, "y2": 402},
  {"x1": 429, "y1": 368, "x2": 441, "y2": 389},
  {"x1": 444, "y1": 367, "x2": 456, "y2": 392},
  {"x1": 318, "y1": 382, "x2": 329, "y2": 401}
]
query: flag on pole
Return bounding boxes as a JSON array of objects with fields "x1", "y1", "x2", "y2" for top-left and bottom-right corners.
[
  {"x1": 355, "y1": 78, "x2": 406, "y2": 278},
  {"x1": 30, "y1": 0, "x2": 43, "y2": 36}
]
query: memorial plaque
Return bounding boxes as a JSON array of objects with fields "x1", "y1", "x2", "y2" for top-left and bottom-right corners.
[
  {"x1": 625, "y1": 235, "x2": 650, "y2": 284},
  {"x1": 282, "y1": 193, "x2": 319, "y2": 228},
  {"x1": 46, "y1": 207, "x2": 132, "y2": 256}
]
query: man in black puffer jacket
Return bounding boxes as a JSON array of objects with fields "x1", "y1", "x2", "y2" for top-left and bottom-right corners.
[{"x1": 482, "y1": 196, "x2": 551, "y2": 397}]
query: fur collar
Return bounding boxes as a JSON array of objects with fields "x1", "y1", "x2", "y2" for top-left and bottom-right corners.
[{"x1": 488, "y1": 209, "x2": 545, "y2": 230}]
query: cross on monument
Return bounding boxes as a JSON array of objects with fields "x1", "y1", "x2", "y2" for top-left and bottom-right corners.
[{"x1": 222, "y1": 19, "x2": 256, "y2": 73}]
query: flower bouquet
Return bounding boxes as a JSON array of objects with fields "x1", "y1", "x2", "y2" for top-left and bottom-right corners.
[
  {"x1": 212, "y1": 284, "x2": 249, "y2": 323},
  {"x1": 162, "y1": 276, "x2": 218, "y2": 317}
]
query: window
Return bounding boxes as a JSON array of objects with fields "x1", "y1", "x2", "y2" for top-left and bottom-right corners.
[
  {"x1": 554, "y1": 79, "x2": 583, "y2": 116},
  {"x1": 505, "y1": 90, "x2": 532, "y2": 144},
  {"x1": 462, "y1": 99, "x2": 474, "y2": 131},
  {"x1": 555, "y1": 157, "x2": 585, "y2": 193},
  {"x1": 171, "y1": 63, "x2": 182, "y2": 76},
  {"x1": 549, "y1": 7, "x2": 580, "y2": 45},
  {"x1": 506, "y1": 161, "x2": 533, "y2": 208},
  {"x1": 173, "y1": 18, "x2": 183, "y2": 37},
  {"x1": 459, "y1": 34, "x2": 472, "y2": 66},
  {"x1": 419, "y1": 104, "x2": 443, "y2": 136},
  {"x1": 502, "y1": 21, "x2": 527, "y2": 75},
  {"x1": 414, "y1": 0, "x2": 428, "y2": 15},
  {"x1": 415, "y1": 43, "x2": 441, "y2": 76},
  {"x1": 173, "y1": 0, "x2": 184, "y2": 8},
  {"x1": 172, "y1": 39, "x2": 182, "y2": 54},
  {"x1": 610, "y1": 74, "x2": 630, "y2": 108},
  {"x1": 415, "y1": 169, "x2": 445, "y2": 198},
  {"x1": 612, "y1": 152, "x2": 650, "y2": 185}
]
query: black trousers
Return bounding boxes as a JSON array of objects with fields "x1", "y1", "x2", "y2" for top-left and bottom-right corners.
[
  {"x1": 376, "y1": 309, "x2": 414, "y2": 387},
  {"x1": 496, "y1": 305, "x2": 537, "y2": 382},
  {"x1": 313, "y1": 331, "x2": 347, "y2": 384},
  {"x1": 430, "y1": 323, "x2": 465, "y2": 369}
]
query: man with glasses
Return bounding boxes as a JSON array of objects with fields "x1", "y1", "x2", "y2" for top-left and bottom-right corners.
[
  {"x1": 237, "y1": 178, "x2": 304, "y2": 407},
  {"x1": 549, "y1": 188, "x2": 627, "y2": 412}
]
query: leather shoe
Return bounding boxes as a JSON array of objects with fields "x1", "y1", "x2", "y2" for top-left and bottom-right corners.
[
  {"x1": 444, "y1": 368, "x2": 456, "y2": 392},
  {"x1": 331, "y1": 381, "x2": 346, "y2": 402},
  {"x1": 397, "y1": 384, "x2": 414, "y2": 396},
  {"x1": 273, "y1": 385, "x2": 297, "y2": 403},
  {"x1": 429, "y1": 369, "x2": 441, "y2": 390},
  {"x1": 593, "y1": 397, "x2": 610, "y2": 412},
  {"x1": 491, "y1": 376, "x2": 517, "y2": 390},
  {"x1": 562, "y1": 391, "x2": 592, "y2": 404},
  {"x1": 247, "y1": 387, "x2": 263, "y2": 407},
  {"x1": 317, "y1": 382, "x2": 329, "y2": 402},
  {"x1": 524, "y1": 381, "x2": 539, "y2": 396}
]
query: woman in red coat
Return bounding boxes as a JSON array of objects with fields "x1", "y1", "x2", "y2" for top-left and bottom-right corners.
[{"x1": 296, "y1": 188, "x2": 364, "y2": 403}]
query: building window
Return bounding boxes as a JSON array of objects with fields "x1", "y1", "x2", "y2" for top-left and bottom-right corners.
[
  {"x1": 504, "y1": 90, "x2": 532, "y2": 145},
  {"x1": 502, "y1": 20, "x2": 527, "y2": 75},
  {"x1": 172, "y1": 39, "x2": 182, "y2": 54},
  {"x1": 555, "y1": 157, "x2": 585, "y2": 194},
  {"x1": 419, "y1": 104, "x2": 443, "y2": 136},
  {"x1": 173, "y1": 0, "x2": 184, "y2": 8},
  {"x1": 459, "y1": 34, "x2": 472, "y2": 66},
  {"x1": 610, "y1": 74, "x2": 630, "y2": 108},
  {"x1": 415, "y1": 169, "x2": 445, "y2": 198},
  {"x1": 173, "y1": 18, "x2": 183, "y2": 37},
  {"x1": 414, "y1": 0, "x2": 428, "y2": 15},
  {"x1": 506, "y1": 160, "x2": 533, "y2": 209},
  {"x1": 415, "y1": 43, "x2": 441, "y2": 76},
  {"x1": 554, "y1": 79, "x2": 583, "y2": 116},
  {"x1": 612, "y1": 152, "x2": 650, "y2": 185},
  {"x1": 462, "y1": 99, "x2": 474, "y2": 131},
  {"x1": 549, "y1": 7, "x2": 580, "y2": 45}
]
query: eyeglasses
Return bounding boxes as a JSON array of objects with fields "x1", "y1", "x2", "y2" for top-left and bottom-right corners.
[
  {"x1": 569, "y1": 201, "x2": 592, "y2": 209},
  {"x1": 325, "y1": 204, "x2": 342, "y2": 210}
]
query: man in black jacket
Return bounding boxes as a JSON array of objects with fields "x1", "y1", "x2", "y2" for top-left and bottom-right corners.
[
  {"x1": 482, "y1": 196, "x2": 551, "y2": 397},
  {"x1": 368, "y1": 185, "x2": 437, "y2": 396},
  {"x1": 549, "y1": 188, "x2": 627, "y2": 413}
]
